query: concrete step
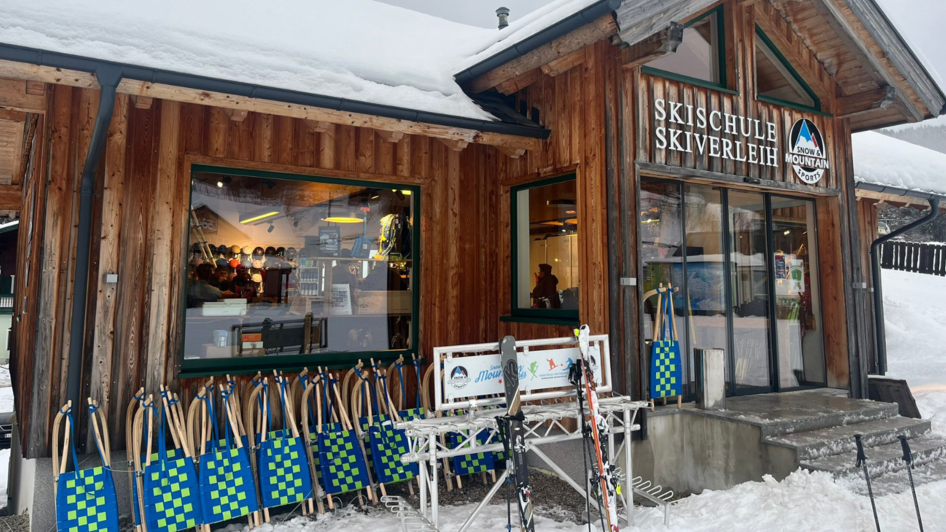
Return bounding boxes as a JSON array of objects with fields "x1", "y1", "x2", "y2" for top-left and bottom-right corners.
[
  {"x1": 801, "y1": 433, "x2": 946, "y2": 479},
  {"x1": 764, "y1": 415, "x2": 932, "y2": 461},
  {"x1": 863, "y1": 456, "x2": 946, "y2": 496},
  {"x1": 757, "y1": 401, "x2": 900, "y2": 438}
]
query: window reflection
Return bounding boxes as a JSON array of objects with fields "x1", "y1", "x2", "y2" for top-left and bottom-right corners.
[{"x1": 185, "y1": 170, "x2": 415, "y2": 363}]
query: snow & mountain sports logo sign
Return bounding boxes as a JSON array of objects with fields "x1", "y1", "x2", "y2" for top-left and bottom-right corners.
[{"x1": 785, "y1": 118, "x2": 829, "y2": 184}]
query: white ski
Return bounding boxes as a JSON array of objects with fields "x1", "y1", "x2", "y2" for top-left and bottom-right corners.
[{"x1": 574, "y1": 325, "x2": 620, "y2": 531}]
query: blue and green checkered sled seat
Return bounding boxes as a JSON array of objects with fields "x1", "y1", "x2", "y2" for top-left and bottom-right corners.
[
  {"x1": 306, "y1": 422, "x2": 339, "y2": 488},
  {"x1": 57, "y1": 466, "x2": 120, "y2": 532},
  {"x1": 649, "y1": 288, "x2": 682, "y2": 399},
  {"x1": 142, "y1": 406, "x2": 202, "y2": 532},
  {"x1": 197, "y1": 392, "x2": 259, "y2": 525},
  {"x1": 257, "y1": 380, "x2": 313, "y2": 510},
  {"x1": 318, "y1": 429, "x2": 371, "y2": 495},
  {"x1": 447, "y1": 429, "x2": 495, "y2": 476},
  {"x1": 398, "y1": 407, "x2": 425, "y2": 422},
  {"x1": 367, "y1": 419, "x2": 418, "y2": 485},
  {"x1": 55, "y1": 405, "x2": 120, "y2": 532}
]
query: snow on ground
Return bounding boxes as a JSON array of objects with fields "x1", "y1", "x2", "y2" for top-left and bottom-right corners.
[
  {"x1": 219, "y1": 269, "x2": 946, "y2": 532},
  {"x1": 853, "y1": 131, "x2": 946, "y2": 197},
  {"x1": 883, "y1": 269, "x2": 946, "y2": 434}
]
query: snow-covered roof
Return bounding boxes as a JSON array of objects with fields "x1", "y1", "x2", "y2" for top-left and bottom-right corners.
[
  {"x1": 0, "y1": 0, "x2": 599, "y2": 123},
  {"x1": 853, "y1": 131, "x2": 946, "y2": 197}
]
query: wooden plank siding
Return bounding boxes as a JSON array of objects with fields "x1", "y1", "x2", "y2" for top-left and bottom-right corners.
[{"x1": 13, "y1": 0, "x2": 912, "y2": 455}]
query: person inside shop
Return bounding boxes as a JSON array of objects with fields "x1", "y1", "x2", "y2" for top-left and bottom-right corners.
[
  {"x1": 189, "y1": 262, "x2": 230, "y2": 306},
  {"x1": 531, "y1": 263, "x2": 561, "y2": 309}
]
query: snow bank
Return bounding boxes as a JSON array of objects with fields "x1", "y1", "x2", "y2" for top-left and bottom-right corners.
[
  {"x1": 853, "y1": 131, "x2": 946, "y2": 196},
  {"x1": 882, "y1": 269, "x2": 946, "y2": 434},
  {"x1": 0, "y1": 0, "x2": 495, "y2": 120}
]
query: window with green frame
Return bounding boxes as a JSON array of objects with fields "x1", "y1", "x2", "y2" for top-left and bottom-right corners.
[
  {"x1": 643, "y1": 6, "x2": 727, "y2": 89},
  {"x1": 180, "y1": 165, "x2": 419, "y2": 377},
  {"x1": 754, "y1": 26, "x2": 821, "y2": 112},
  {"x1": 511, "y1": 175, "x2": 579, "y2": 321}
]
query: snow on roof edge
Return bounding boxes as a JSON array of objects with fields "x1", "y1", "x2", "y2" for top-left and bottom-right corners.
[{"x1": 853, "y1": 131, "x2": 946, "y2": 197}]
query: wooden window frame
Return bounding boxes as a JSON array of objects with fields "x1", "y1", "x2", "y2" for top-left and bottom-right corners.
[
  {"x1": 178, "y1": 164, "x2": 421, "y2": 378},
  {"x1": 642, "y1": 6, "x2": 732, "y2": 93},
  {"x1": 509, "y1": 173, "x2": 580, "y2": 323},
  {"x1": 754, "y1": 26, "x2": 824, "y2": 115}
]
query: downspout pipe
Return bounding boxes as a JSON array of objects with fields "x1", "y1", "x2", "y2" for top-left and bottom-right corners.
[
  {"x1": 870, "y1": 196, "x2": 940, "y2": 375},
  {"x1": 65, "y1": 66, "x2": 123, "y2": 421}
]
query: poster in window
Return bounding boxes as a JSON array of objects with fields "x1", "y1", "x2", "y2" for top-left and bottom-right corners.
[
  {"x1": 319, "y1": 227, "x2": 341, "y2": 256},
  {"x1": 788, "y1": 259, "x2": 805, "y2": 294},
  {"x1": 330, "y1": 283, "x2": 352, "y2": 315}
]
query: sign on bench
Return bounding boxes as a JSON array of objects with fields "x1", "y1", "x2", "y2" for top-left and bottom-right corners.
[{"x1": 434, "y1": 334, "x2": 611, "y2": 411}]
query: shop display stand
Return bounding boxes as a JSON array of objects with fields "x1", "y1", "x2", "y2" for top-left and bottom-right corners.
[{"x1": 397, "y1": 334, "x2": 649, "y2": 531}]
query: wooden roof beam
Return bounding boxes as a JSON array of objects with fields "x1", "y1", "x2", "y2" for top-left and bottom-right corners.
[
  {"x1": 0, "y1": 184, "x2": 22, "y2": 211},
  {"x1": 466, "y1": 14, "x2": 617, "y2": 93},
  {"x1": 497, "y1": 69, "x2": 540, "y2": 96},
  {"x1": 0, "y1": 60, "x2": 542, "y2": 153},
  {"x1": 837, "y1": 86, "x2": 895, "y2": 118},
  {"x1": 810, "y1": 0, "x2": 926, "y2": 123},
  {"x1": 375, "y1": 129, "x2": 404, "y2": 143},
  {"x1": 131, "y1": 95, "x2": 153, "y2": 110},
  {"x1": 224, "y1": 108, "x2": 248, "y2": 122},
  {"x1": 438, "y1": 138, "x2": 469, "y2": 152},
  {"x1": 495, "y1": 146, "x2": 526, "y2": 159},
  {"x1": 115, "y1": 79, "x2": 540, "y2": 152},
  {"x1": 620, "y1": 22, "x2": 684, "y2": 69},
  {"x1": 540, "y1": 49, "x2": 585, "y2": 77}
]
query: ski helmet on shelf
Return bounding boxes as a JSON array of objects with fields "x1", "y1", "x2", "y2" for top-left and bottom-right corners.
[
  {"x1": 190, "y1": 242, "x2": 202, "y2": 254},
  {"x1": 230, "y1": 245, "x2": 241, "y2": 255},
  {"x1": 242, "y1": 245, "x2": 254, "y2": 256},
  {"x1": 207, "y1": 244, "x2": 217, "y2": 255},
  {"x1": 251, "y1": 259, "x2": 264, "y2": 270},
  {"x1": 285, "y1": 247, "x2": 298, "y2": 261},
  {"x1": 265, "y1": 246, "x2": 277, "y2": 257},
  {"x1": 275, "y1": 247, "x2": 286, "y2": 257},
  {"x1": 241, "y1": 258, "x2": 253, "y2": 269},
  {"x1": 216, "y1": 244, "x2": 228, "y2": 256},
  {"x1": 252, "y1": 246, "x2": 265, "y2": 259},
  {"x1": 251, "y1": 273, "x2": 263, "y2": 284},
  {"x1": 229, "y1": 258, "x2": 240, "y2": 268},
  {"x1": 215, "y1": 258, "x2": 229, "y2": 268}
]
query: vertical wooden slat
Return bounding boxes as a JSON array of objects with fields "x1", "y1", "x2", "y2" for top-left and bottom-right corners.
[
  {"x1": 143, "y1": 100, "x2": 181, "y2": 396},
  {"x1": 87, "y1": 93, "x2": 130, "y2": 444}
]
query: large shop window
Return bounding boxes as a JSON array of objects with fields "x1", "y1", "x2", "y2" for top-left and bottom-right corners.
[
  {"x1": 644, "y1": 7, "x2": 726, "y2": 88},
  {"x1": 755, "y1": 27, "x2": 820, "y2": 111},
  {"x1": 512, "y1": 176, "x2": 579, "y2": 320},
  {"x1": 640, "y1": 178, "x2": 825, "y2": 397},
  {"x1": 182, "y1": 166, "x2": 417, "y2": 376}
]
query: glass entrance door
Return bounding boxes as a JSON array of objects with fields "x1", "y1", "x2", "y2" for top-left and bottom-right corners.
[
  {"x1": 639, "y1": 178, "x2": 826, "y2": 398},
  {"x1": 727, "y1": 191, "x2": 774, "y2": 394}
]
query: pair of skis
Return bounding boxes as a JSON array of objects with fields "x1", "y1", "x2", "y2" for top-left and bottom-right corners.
[{"x1": 497, "y1": 326, "x2": 619, "y2": 532}]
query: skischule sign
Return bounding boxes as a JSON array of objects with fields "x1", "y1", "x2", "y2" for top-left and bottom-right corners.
[{"x1": 653, "y1": 97, "x2": 829, "y2": 184}]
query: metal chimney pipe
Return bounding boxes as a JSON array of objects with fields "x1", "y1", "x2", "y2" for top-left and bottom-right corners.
[{"x1": 496, "y1": 7, "x2": 510, "y2": 29}]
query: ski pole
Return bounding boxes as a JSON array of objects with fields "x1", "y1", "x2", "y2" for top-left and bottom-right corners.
[
  {"x1": 855, "y1": 434, "x2": 881, "y2": 532},
  {"x1": 898, "y1": 435, "x2": 924, "y2": 532}
]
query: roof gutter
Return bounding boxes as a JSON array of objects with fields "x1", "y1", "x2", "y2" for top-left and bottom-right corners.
[
  {"x1": 855, "y1": 181, "x2": 946, "y2": 202},
  {"x1": 0, "y1": 43, "x2": 550, "y2": 140},
  {"x1": 454, "y1": 0, "x2": 621, "y2": 85},
  {"x1": 65, "y1": 65, "x2": 123, "y2": 437}
]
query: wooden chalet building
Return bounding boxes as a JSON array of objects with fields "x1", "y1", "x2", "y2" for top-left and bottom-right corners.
[{"x1": 0, "y1": 0, "x2": 944, "y2": 526}]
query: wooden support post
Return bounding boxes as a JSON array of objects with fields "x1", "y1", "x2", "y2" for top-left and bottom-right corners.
[
  {"x1": 837, "y1": 86, "x2": 896, "y2": 117},
  {"x1": 225, "y1": 108, "x2": 249, "y2": 122},
  {"x1": 620, "y1": 22, "x2": 684, "y2": 68}
]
